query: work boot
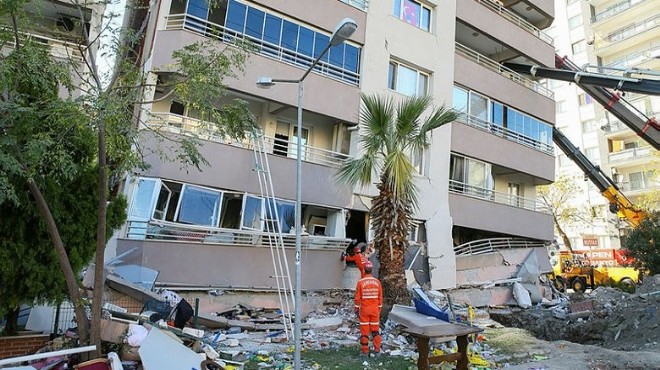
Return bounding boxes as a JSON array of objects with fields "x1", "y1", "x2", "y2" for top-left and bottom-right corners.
[{"x1": 359, "y1": 352, "x2": 368, "y2": 358}]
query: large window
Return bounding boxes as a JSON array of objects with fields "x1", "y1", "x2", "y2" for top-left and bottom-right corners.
[
  {"x1": 568, "y1": 15, "x2": 582, "y2": 29},
  {"x1": 389, "y1": 60, "x2": 429, "y2": 97},
  {"x1": 176, "y1": 185, "x2": 222, "y2": 226},
  {"x1": 449, "y1": 154, "x2": 494, "y2": 198},
  {"x1": 393, "y1": 0, "x2": 431, "y2": 31},
  {"x1": 452, "y1": 86, "x2": 553, "y2": 151},
  {"x1": 629, "y1": 171, "x2": 655, "y2": 190},
  {"x1": 224, "y1": 0, "x2": 361, "y2": 84}
]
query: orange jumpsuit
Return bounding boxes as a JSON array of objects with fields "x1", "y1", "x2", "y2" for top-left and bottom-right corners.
[
  {"x1": 345, "y1": 252, "x2": 368, "y2": 278},
  {"x1": 354, "y1": 273, "x2": 383, "y2": 354}
]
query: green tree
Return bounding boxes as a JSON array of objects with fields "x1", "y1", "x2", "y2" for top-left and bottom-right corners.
[
  {"x1": 1, "y1": 0, "x2": 255, "y2": 352},
  {"x1": 337, "y1": 93, "x2": 456, "y2": 313},
  {"x1": 537, "y1": 175, "x2": 592, "y2": 253},
  {"x1": 622, "y1": 211, "x2": 660, "y2": 275}
]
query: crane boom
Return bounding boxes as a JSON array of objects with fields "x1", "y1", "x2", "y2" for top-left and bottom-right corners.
[{"x1": 505, "y1": 55, "x2": 660, "y2": 149}]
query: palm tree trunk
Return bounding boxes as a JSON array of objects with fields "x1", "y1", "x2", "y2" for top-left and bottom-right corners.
[
  {"x1": 26, "y1": 179, "x2": 90, "y2": 344},
  {"x1": 372, "y1": 178, "x2": 412, "y2": 319}
]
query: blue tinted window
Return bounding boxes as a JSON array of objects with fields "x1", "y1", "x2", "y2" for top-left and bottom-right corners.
[
  {"x1": 282, "y1": 20, "x2": 299, "y2": 51},
  {"x1": 245, "y1": 7, "x2": 265, "y2": 38},
  {"x1": 226, "y1": 1, "x2": 246, "y2": 32},
  {"x1": 393, "y1": 0, "x2": 401, "y2": 18},
  {"x1": 187, "y1": 0, "x2": 208, "y2": 19},
  {"x1": 329, "y1": 43, "x2": 345, "y2": 68},
  {"x1": 298, "y1": 27, "x2": 314, "y2": 57},
  {"x1": 264, "y1": 14, "x2": 281, "y2": 45},
  {"x1": 313, "y1": 33, "x2": 330, "y2": 62},
  {"x1": 344, "y1": 45, "x2": 359, "y2": 73},
  {"x1": 491, "y1": 102, "x2": 503, "y2": 126}
]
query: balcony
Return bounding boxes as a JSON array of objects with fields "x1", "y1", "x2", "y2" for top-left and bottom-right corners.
[
  {"x1": 448, "y1": 180, "x2": 549, "y2": 213},
  {"x1": 474, "y1": 0, "x2": 553, "y2": 45},
  {"x1": 164, "y1": 13, "x2": 360, "y2": 86},
  {"x1": 126, "y1": 219, "x2": 351, "y2": 250},
  {"x1": 456, "y1": 113, "x2": 554, "y2": 155},
  {"x1": 455, "y1": 43, "x2": 554, "y2": 99},
  {"x1": 591, "y1": 0, "x2": 648, "y2": 24},
  {"x1": 146, "y1": 113, "x2": 350, "y2": 168},
  {"x1": 605, "y1": 45, "x2": 660, "y2": 70},
  {"x1": 595, "y1": 15, "x2": 660, "y2": 56},
  {"x1": 338, "y1": 0, "x2": 369, "y2": 11},
  {"x1": 608, "y1": 146, "x2": 653, "y2": 163}
]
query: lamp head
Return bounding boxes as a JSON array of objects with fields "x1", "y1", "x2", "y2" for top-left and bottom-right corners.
[
  {"x1": 256, "y1": 76, "x2": 275, "y2": 88},
  {"x1": 329, "y1": 18, "x2": 358, "y2": 46}
]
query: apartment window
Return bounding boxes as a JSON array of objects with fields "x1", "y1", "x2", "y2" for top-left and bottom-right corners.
[
  {"x1": 629, "y1": 171, "x2": 654, "y2": 190},
  {"x1": 556, "y1": 100, "x2": 567, "y2": 113},
  {"x1": 585, "y1": 147, "x2": 599, "y2": 161},
  {"x1": 508, "y1": 183, "x2": 522, "y2": 207},
  {"x1": 572, "y1": 40, "x2": 586, "y2": 54},
  {"x1": 452, "y1": 86, "x2": 468, "y2": 114},
  {"x1": 388, "y1": 60, "x2": 429, "y2": 97},
  {"x1": 578, "y1": 93, "x2": 593, "y2": 106},
  {"x1": 449, "y1": 154, "x2": 494, "y2": 198},
  {"x1": 568, "y1": 15, "x2": 583, "y2": 29},
  {"x1": 393, "y1": 0, "x2": 431, "y2": 31},
  {"x1": 558, "y1": 154, "x2": 571, "y2": 167},
  {"x1": 469, "y1": 92, "x2": 488, "y2": 121},
  {"x1": 582, "y1": 120, "x2": 598, "y2": 133},
  {"x1": 406, "y1": 147, "x2": 425, "y2": 175}
]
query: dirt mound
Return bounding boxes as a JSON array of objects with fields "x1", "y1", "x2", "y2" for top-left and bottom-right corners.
[{"x1": 490, "y1": 274, "x2": 660, "y2": 351}]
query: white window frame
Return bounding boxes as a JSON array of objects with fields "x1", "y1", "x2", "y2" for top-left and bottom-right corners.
[
  {"x1": 174, "y1": 184, "x2": 223, "y2": 227},
  {"x1": 393, "y1": 0, "x2": 432, "y2": 32},
  {"x1": 388, "y1": 60, "x2": 429, "y2": 97}
]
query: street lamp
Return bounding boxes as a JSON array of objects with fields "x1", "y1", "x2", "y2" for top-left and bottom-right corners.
[{"x1": 256, "y1": 17, "x2": 357, "y2": 370}]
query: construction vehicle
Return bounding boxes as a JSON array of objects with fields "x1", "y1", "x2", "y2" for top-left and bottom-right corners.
[{"x1": 507, "y1": 55, "x2": 658, "y2": 292}]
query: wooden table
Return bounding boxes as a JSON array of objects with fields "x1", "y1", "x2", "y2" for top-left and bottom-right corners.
[
  {"x1": 402, "y1": 322, "x2": 483, "y2": 370},
  {"x1": 388, "y1": 305, "x2": 483, "y2": 370}
]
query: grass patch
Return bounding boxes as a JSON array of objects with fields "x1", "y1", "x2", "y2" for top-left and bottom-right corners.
[{"x1": 244, "y1": 345, "x2": 417, "y2": 370}]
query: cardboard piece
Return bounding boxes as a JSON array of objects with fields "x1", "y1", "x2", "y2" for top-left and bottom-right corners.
[{"x1": 100, "y1": 319, "x2": 129, "y2": 344}]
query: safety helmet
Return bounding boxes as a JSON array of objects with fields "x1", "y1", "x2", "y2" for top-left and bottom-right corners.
[{"x1": 364, "y1": 260, "x2": 373, "y2": 269}]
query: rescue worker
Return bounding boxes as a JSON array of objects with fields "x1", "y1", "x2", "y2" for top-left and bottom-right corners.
[
  {"x1": 343, "y1": 242, "x2": 368, "y2": 278},
  {"x1": 354, "y1": 260, "x2": 383, "y2": 357}
]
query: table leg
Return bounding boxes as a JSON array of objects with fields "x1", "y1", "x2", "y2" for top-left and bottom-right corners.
[
  {"x1": 456, "y1": 334, "x2": 469, "y2": 370},
  {"x1": 416, "y1": 336, "x2": 430, "y2": 370}
]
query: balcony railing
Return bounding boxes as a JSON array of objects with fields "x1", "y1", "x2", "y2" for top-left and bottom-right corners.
[
  {"x1": 146, "y1": 113, "x2": 351, "y2": 168},
  {"x1": 608, "y1": 146, "x2": 652, "y2": 162},
  {"x1": 339, "y1": 0, "x2": 369, "y2": 11},
  {"x1": 455, "y1": 43, "x2": 554, "y2": 99},
  {"x1": 617, "y1": 182, "x2": 659, "y2": 192},
  {"x1": 606, "y1": 15, "x2": 659, "y2": 43},
  {"x1": 606, "y1": 45, "x2": 660, "y2": 69},
  {"x1": 2, "y1": 28, "x2": 85, "y2": 62},
  {"x1": 591, "y1": 0, "x2": 647, "y2": 23},
  {"x1": 164, "y1": 13, "x2": 360, "y2": 86},
  {"x1": 454, "y1": 237, "x2": 548, "y2": 256},
  {"x1": 600, "y1": 120, "x2": 628, "y2": 133},
  {"x1": 456, "y1": 113, "x2": 554, "y2": 155},
  {"x1": 126, "y1": 219, "x2": 351, "y2": 250},
  {"x1": 449, "y1": 180, "x2": 550, "y2": 213},
  {"x1": 475, "y1": 0, "x2": 554, "y2": 45}
]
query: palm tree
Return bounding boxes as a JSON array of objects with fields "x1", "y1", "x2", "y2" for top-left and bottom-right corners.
[{"x1": 337, "y1": 93, "x2": 457, "y2": 312}]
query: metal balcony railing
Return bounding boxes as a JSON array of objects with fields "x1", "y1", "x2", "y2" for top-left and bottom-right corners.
[
  {"x1": 454, "y1": 237, "x2": 548, "y2": 256},
  {"x1": 608, "y1": 146, "x2": 653, "y2": 162},
  {"x1": 164, "y1": 13, "x2": 360, "y2": 86},
  {"x1": 147, "y1": 113, "x2": 351, "y2": 168},
  {"x1": 475, "y1": 0, "x2": 554, "y2": 45},
  {"x1": 455, "y1": 43, "x2": 554, "y2": 99},
  {"x1": 606, "y1": 15, "x2": 660, "y2": 43},
  {"x1": 448, "y1": 179, "x2": 550, "y2": 213},
  {"x1": 2, "y1": 29, "x2": 85, "y2": 62},
  {"x1": 600, "y1": 120, "x2": 628, "y2": 133},
  {"x1": 126, "y1": 219, "x2": 352, "y2": 250},
  {"x1": 339, "y1": 0, "x2": 369, "y2": 11},
  {"x1": 606, "y1": 45, "x2": 660, "y2": 69},
  {"x1": 456, "y1": 113, "x2": 554, "y2": 155},
  {"x1": 591, "y1": 0, "x2": 647, "y2": 23}
]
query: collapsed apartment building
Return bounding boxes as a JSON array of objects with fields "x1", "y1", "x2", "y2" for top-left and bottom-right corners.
[{"x1": 107, "y1": 0, "x2": 559, "y2": 308}]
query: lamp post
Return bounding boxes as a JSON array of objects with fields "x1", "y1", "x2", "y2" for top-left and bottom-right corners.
[{"x1": 257, "y1": 17, "x2": 357, "y2": 370}]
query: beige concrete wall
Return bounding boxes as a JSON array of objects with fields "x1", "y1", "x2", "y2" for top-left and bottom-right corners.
[
  {"x1": 454, "y1": 53, "x2": 556, "y2": 125},
  {"x1": 449, "y1": 193, "x2": 554, "y2": 240},
  {"x1": 451, "y1": 122, "x2": 555, "y2": 183},
  {"x1": 357, "y1": 0, "x2": 458, "y2": 290},
  {"x1": 457, "y1": 0, "x2": 555, "y2": 66},
  {"x1": 116, "y1": 238, "x2": 344, "y2": 290}
]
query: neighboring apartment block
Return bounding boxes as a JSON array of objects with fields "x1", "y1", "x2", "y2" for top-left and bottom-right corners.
[
  {"x1": 113, "y1": 0, "x2": 557, "y2": 293},
  {"x1": 548, "y1": 0, "x2": 658, "y2": 251}
]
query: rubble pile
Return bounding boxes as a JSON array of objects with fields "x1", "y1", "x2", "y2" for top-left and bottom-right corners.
[{"x1": 489, "y1": 274, "x2": 660, "y2": 351}]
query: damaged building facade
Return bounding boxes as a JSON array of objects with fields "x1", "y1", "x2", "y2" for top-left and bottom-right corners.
[{"x1": 112, "y1": 0, "x2": 558, "y2": 304}]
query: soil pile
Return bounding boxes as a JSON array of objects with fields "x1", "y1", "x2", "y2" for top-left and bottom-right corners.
[{"x1": 490, "y1": 274, "x2": 660, "y2": 351}]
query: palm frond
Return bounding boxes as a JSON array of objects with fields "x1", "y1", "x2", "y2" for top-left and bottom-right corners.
[
  {"x1": 335, "y1": 155, "x2": 377, "y2": 188},
  {"x1": 411, "y1": 104, "x2": 458, "y2": 153},
  {"x1": 383, "y1": 150, "x2": 418, "y2": 205},
  {"x1": 395, "y1": 96, "x2": 433, "y2": 147},
  {"x1": 359, "y1": 93, "x2": 394, "y2": 155}
]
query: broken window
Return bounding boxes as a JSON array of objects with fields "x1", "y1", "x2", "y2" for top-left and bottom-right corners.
[{"x1": 176, "y1": 184, "x2": 222, "y2": 226}]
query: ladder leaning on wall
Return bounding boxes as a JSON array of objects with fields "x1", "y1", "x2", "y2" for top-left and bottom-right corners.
[{"x1": 250, "y1": 129, "x2": 295, "y2": 340}]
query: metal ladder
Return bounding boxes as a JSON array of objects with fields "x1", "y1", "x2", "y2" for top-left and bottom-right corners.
[{"x1": 250, "y1": 129, "x2": 294, "y2": 339}]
